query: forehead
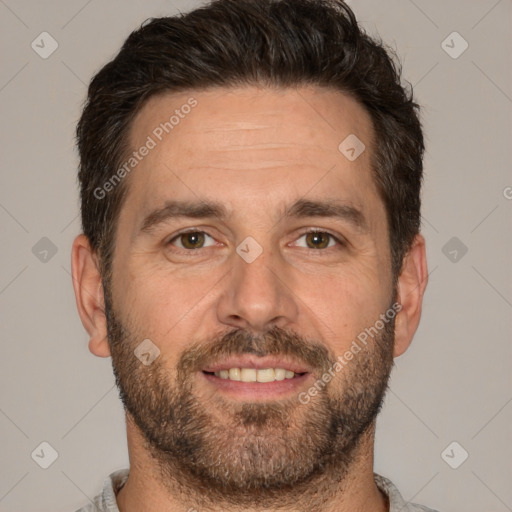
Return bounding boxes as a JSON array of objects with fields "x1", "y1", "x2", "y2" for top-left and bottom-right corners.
[
  {"x1": 119, "y1": 85, "x2": 383, "y2": 234},
  {"x1": 130, "y1": 86, "x2": 373, "y2": 161}
]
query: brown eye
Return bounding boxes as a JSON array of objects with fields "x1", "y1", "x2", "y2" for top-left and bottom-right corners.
[
  {"x1": 168, "y1": 231, "x2": 215, "y2": 250},
  {"x1": 295, "y1": 230, "x2": 341, "y2": 250},
  {"x1": 304, "y1": 231, "x2": 331, "y2": 249}
]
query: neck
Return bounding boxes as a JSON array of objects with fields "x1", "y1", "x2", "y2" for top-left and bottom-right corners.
[{"x1": 116, "y1": 415, "x2": 388, "y2": 512}]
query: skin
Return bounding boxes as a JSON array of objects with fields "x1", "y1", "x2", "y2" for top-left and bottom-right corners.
[{"x1": 72, "y1": 85, "x2": 428, "y2": 512}]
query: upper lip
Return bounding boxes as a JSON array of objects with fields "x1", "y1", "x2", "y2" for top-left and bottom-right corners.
[{"x1": 202, "y1": 355, "x2": 312, "y2": 374}]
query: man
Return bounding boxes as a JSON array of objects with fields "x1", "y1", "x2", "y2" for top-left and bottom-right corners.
[{"x1": 71, "y1": 0, "x2": 436, "y2": 510}]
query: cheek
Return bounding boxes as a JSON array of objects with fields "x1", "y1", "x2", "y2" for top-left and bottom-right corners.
[
  {"x1": 116, "y1": 261, "x2": 216, "y2": 349},
  {"x1": 299, "y1": 264, "x2": 390, "y2": 351}
]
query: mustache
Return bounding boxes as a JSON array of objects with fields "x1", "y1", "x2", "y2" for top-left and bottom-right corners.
[
  {"x1": 178, "y1": 325, "x2": 335, "y2": 376},
  {"x1": 103, "y1": 293, "x2": 335, "y2": 379}
]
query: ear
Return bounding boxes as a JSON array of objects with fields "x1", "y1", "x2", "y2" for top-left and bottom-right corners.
[
  {"x1": 71, "y1": 234, "x2": 111, "y2": 357},
  {"x1": 393, "y1": 233, "x2": 428, "y2": 357}
]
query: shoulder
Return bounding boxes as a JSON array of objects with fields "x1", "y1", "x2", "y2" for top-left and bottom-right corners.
[
  {"x1": 374, "y1": 473, "x2": 440, "y2": 512},
  {"x1": 73, "y1": 468, "x2": 129, "y2": 512}
]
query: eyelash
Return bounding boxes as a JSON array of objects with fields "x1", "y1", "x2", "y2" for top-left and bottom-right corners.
[{"x1": 166, "y1": 228, "x2": 345, "y2": 255}]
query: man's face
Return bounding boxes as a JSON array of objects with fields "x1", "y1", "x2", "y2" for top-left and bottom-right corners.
[{"x1": 104, "y1": 86, "x2": 395, "y2": 503}]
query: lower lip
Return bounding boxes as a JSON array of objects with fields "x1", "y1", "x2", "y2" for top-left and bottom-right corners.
[{"x1": 201, "y1": 371, "x2": 312, "y2": 399}]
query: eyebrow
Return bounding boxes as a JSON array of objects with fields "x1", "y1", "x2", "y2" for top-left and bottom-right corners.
[{"x1": 139, "y1": 198, "x2": 369, "y2": 235}]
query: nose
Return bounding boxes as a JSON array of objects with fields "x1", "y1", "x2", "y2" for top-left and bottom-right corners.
[{"x1": 216, "y1": 242, "x2": 299, "y2": 334}]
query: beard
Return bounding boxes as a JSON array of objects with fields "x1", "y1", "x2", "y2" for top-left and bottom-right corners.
[{"x1": 103, "y1": 285, "x2": 396, "y2": 509}]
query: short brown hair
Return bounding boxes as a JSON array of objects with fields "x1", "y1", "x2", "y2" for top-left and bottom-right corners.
[{"x1": 76, "y1": 0, "x2": 424, "y2": 283}]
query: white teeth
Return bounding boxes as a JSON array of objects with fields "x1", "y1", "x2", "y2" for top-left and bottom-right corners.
[
  {"x1": 241, "y1": 368, "x2": 257, "y2": 382},
  {"x1": 213, "y1": 368, "x2": 298, "y2": 382},
  {"x1": 228, "y1": 368, "x2": 241, "y2": 381},
  {"x1": 256, "y1": 368, "x2": 275, "y2": 383},
  {"x1": 274, "y1": 368, "x2": 286, "y2": 381}
]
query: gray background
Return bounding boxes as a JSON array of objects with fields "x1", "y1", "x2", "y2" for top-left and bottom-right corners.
[{"x1": 1, "y1": 1, "x2": 511, "y2": 511}]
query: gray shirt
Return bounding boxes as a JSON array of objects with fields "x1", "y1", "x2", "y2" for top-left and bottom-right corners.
[{"x1": 75, "y1": 469, "x2": 439, "y2": 512}]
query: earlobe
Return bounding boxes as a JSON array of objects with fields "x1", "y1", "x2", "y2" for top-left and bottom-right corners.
[
  {"x1": 393, "y1": 234, "x2": 428, "y2": 357},
  {"x1": 71, "y1": 234, "x2": 111, "y2": 358}
]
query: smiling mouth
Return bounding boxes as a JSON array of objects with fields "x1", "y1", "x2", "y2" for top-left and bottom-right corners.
[{"x1": 203, "y1": 368, "x2": 308, "y2": 383}]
